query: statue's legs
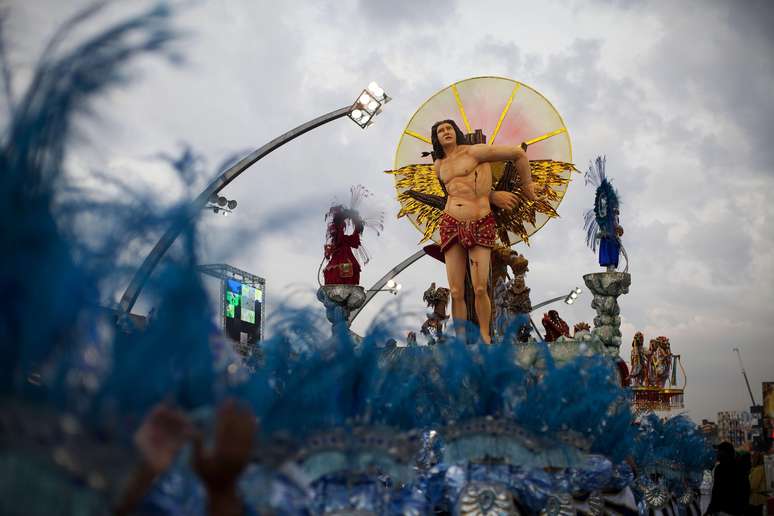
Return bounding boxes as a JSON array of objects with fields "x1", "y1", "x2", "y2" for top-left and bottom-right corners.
[
  {"x1": 469, "y1": 245, "x2": 492, "y2": 344},
  {"x1": 444, "y1": 242, "x2": 468, "y2": 341}
]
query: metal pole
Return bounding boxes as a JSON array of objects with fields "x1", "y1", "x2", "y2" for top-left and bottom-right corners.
[
  {"x1": 529, "y1": 294, "x2": 569, "y2": 313},
  {"x1": 529, "y1": 316, "x2": 544, "y2": 341},
  {"x1": 118, "y1": 106, "x2": 352, "y2": 314},
  {"x1": 528, "y1": 291, "x2": 578, "y2": 341},
  {"x1": 348, "y1": 249, "x2": 428, "y2": 324},
  {"x1": 733, "y1": 347, "x2": 757, "y2": 406}
]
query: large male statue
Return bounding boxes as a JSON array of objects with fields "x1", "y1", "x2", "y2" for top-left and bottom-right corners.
[{"x1": 432, "y1": 119, "x2": 537, "y2": 343}]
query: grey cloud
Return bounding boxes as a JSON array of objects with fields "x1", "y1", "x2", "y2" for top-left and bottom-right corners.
[
  {"x1": 643, "y1": 2, "x2": 774, "y2": 171},
  {"x1": 473, "y1": 37, "x2": 523, "y2": 74},
  {"x1": 356, "y1": 0, "x2": 459, "y2": 26}
]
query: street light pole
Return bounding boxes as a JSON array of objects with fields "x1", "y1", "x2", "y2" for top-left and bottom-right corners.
[
  {"x1": 530, "y1": 295, "x2": 569, "y2": 313},
  {"x1": 348, "y1": 248, "x2": 428, "y2": 324},
  {"x1": 530, "y1": 287, "x2": 582, "y2": 313},
  {"x1": 528, "y1": 287, "x2": 582, "y2": 341},
  {"x1": 118, "y1": 83, "x2": 391, "y2": 315},
  {"x1": 118, "y1": 107, "x2": 351, "y2": 314}
]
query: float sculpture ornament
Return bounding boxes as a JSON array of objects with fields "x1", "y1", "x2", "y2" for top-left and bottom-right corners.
[
  {"x1": 318, "y1": 186, "x2": 383, "y2": 333},
  {"x1": 582, "y1": 156, "x2": 631, "y2": 355},
  {"x1": 630, "y1": 334, "x2": 686, "y2": 412},
  {"x1": 387, "y1": 77, "x2": 575, "y2": 342},
  {"x1": 322, "y1": 185, "x2": 383, "y2": 286},
  {"x1": 542, "y1": 309, "x2": 571, "y2": 342},
  {"x1": 629, "y1": 332, "x2": 647, "y2": 386},
  {"x1": 573, "y1": 322, "x2": 591, "y2": 336},
  {"x1": 421, "y1": 282, "x2": 451, "y2": 345},
  {"x1": 492, "y1": 248, "x2": 532, "y2": 341},
  {"x1": 583, "y1": 156, "x2": 627, "y2": 272}
]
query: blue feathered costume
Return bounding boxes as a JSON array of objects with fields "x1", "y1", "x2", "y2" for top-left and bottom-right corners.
[{"x1": 584, "y1": 156, "x2": 627, "y2": 271}]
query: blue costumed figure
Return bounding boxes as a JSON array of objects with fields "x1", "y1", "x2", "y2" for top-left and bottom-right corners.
[{"x1": 584, "y1": 156, "x2": 627, "y2": 271}]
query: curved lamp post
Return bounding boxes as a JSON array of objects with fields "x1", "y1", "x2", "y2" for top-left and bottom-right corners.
[
  {"x1": 348, "y1": 248, "x2": 428, "y2": 324},
  {"x1": 367, "y1": 279, "x2": 402, "y2": 295},
  {"x1": 528, "y1": 287, "x2": 583, "y2": 340},
  {"x1": 118, "y1": 83, "x2": 390, "y2": 314}
]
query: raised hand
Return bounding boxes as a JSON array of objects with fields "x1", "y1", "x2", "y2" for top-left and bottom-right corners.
[
  {"x1": 192, "y1": 399, "x2": 257, "y2": 492},
  {"x1": 134, "y1": 403, "x2": 194, "y2": 475},
  {"x1": 115, "y1": 404, "x2": 194, "y2": 515}
]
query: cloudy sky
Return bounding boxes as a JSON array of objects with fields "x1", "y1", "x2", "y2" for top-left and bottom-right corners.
[{"x1": 7, "y1": 0, "x2": 773, "y2": 422}]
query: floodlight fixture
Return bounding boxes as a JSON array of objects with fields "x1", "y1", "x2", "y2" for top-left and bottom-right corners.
[
  {"x1": 348, "y1": 82, "x2": 391, "y2": 129},
  {"x1": 368, "y1": 278, "x2": 402, "y2": 295},
  {"x1": 367, "y1": 81, "x2": 385, "y2": 99},
  {"x1": 206, "y1": 195, "x2": 238, "y2": 216},
  {"x1": 564, "y1": 287, "x2": 582, "y2": 305}
]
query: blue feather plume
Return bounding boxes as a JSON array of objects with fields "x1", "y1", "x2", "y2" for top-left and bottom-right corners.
[{"x1": 583, "y1": 156, "x2": 621, "y2": 252}]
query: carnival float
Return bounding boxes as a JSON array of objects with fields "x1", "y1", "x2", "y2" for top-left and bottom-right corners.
[{"x1": 0, "y1": 10, "x2": 711, "y2": 513}]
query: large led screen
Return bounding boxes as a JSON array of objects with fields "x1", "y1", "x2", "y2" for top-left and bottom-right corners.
[{"x1": 224, "y1": 278, "x2": 262, "y2": 345}]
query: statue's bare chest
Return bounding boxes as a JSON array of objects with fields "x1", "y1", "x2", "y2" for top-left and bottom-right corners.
[{"x1": 438, "y1": 154, "x2": 478, "y2": 184}]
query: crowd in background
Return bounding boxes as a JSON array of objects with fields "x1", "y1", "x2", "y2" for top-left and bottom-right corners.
[{"x1": 707, "y1": 441, "x2": 770, "y2": 516}]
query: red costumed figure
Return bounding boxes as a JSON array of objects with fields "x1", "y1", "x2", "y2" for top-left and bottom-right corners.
[
  {"x1": 322, "y1": 186, "x2": 383, "y2": 286},
  {"x1": 542, "y1": 309, "x2": 571, "y2": 342}
]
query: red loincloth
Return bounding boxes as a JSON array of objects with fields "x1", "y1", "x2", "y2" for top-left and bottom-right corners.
[{"x1": 439, "y1": 212, "x2": 496, "y2": 253}]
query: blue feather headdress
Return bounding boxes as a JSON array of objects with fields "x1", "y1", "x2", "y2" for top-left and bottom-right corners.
[
  {"x1": 583, "y1": 156, "x2": 620, "y2": 252},
  {"x1": 632, "y1": 414, "x2": 714, "y2": 497}
]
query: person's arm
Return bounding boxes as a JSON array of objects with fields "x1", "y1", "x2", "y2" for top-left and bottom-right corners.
[
  {"x1": 470, "y1": 144, "x2": 537, "y2": 201},
  {"x1": 113, "y1": 404, "x2": 194, "y2": 515},
  {"x1": 113, "y1": 462, "x2": 157, "y2": 516},
  {"x1": 516, "y1": 154, "x2": 537, "y2": 201},
  {"x1": 206, "y1": 487, "x2": 244, "y2": 516},
  {"x1": 750, "y1": 466, "x2": 764, "y2": 495},
  {"x1": 468, "y1": 143, "x2": 524, "y2": 163},
  {"x1": 192, "y1": 400, "x2": 257, "y2": 516}
]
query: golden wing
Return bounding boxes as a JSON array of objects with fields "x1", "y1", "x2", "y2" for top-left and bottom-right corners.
[
  {"x1": 492, "y1": 159, "x2": 576, "y2": 245},
  {"x1": 387, "y1": 159, "x2": 576, "y2": 245},
  {"x1": 386, "y1": 163, "x2": 443, "y2": 243}
]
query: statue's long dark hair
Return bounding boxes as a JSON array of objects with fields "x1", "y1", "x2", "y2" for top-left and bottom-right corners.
[{"x1": 430, "y1": 119, "x2": 467, "y2": 159}]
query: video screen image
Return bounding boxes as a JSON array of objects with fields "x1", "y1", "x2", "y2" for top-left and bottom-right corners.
[{"x1": 224, "y1": 278, "x2": 262, "y2": 344}]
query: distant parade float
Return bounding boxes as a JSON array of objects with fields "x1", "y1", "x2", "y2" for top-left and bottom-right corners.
[{"x1": 630, "y1": 333, "x2": 687, "y2": 412}]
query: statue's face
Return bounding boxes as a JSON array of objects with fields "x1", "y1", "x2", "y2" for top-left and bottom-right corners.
[{"x1": 436, "y1": 122, "x2": 457, "y2": 145}]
